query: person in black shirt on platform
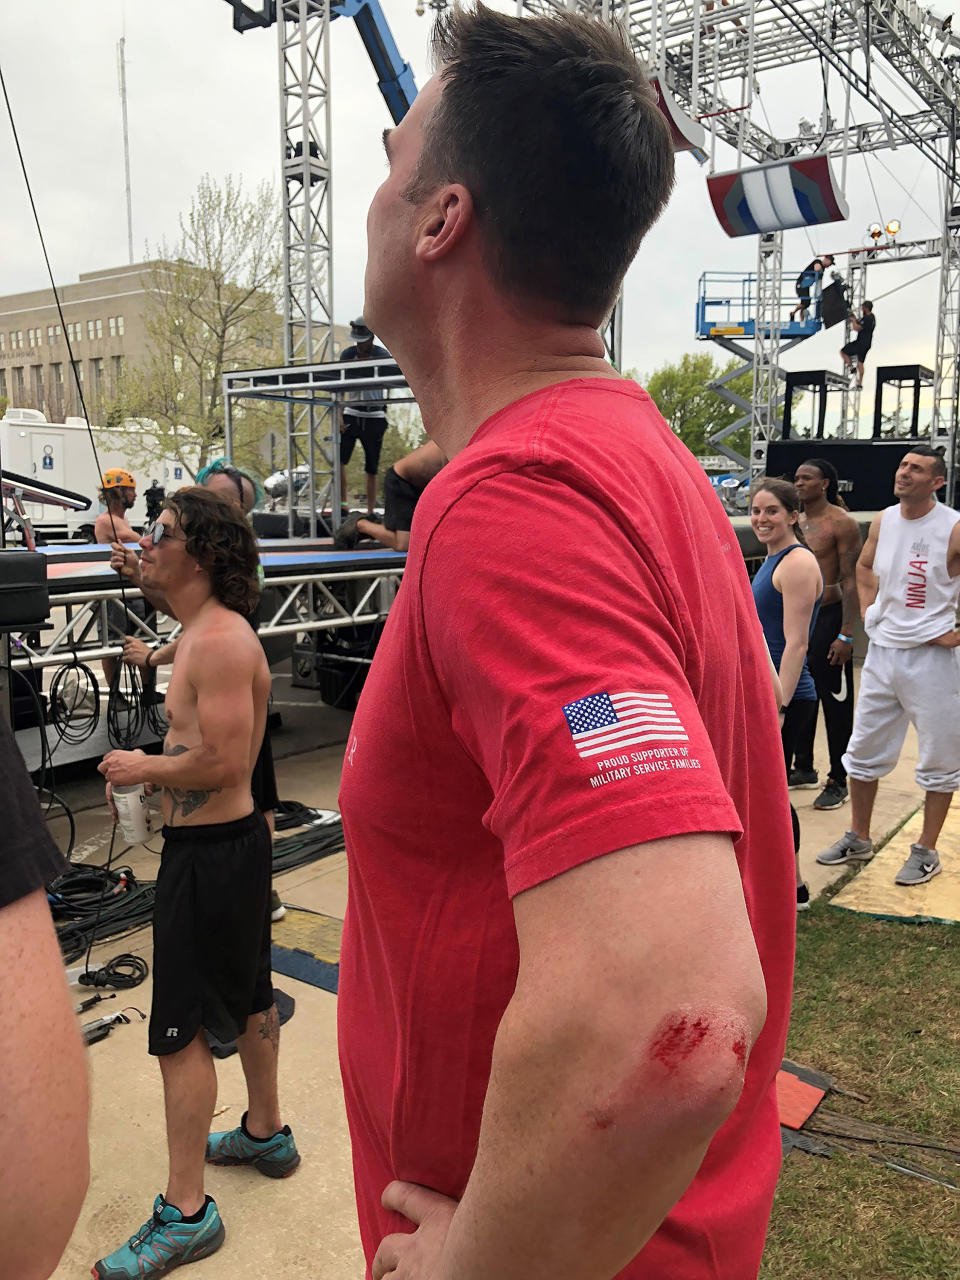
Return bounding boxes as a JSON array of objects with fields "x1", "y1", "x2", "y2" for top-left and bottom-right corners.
[
  {"x1": 0, "y1": 712, "x2": 89, "y2": 1279},
  {"x1": 789, "y1": 253, "x2": 834, "y2": 321},
  {"x1": 840, "y1": 300, "x2": 876, "y2": 389},
  {"x1": 339, "y1": 317, "x2": 398, "y2": 514}
]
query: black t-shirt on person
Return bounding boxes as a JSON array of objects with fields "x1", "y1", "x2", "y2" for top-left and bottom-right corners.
[
  {"x1": 857, "y1": 312, "x2": 876, "y2": 352},
  {"x1": 0, "y1": 713, "x2": 67, "y2": 910}
]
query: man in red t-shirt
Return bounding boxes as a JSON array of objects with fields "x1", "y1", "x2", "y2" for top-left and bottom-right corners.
[{"x1": 338, "y1": 9, "x2": 795, "y2": 1280}]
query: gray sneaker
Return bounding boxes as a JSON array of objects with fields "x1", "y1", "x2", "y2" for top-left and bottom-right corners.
[
  {"x1": 816, "y1": 830, "x2": 874, "y2": 866},
  {"x1": 895, "y1": 844, "x2": 942, "y2": 886}
]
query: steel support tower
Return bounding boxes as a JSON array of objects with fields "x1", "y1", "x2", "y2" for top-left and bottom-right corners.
[{"x1": 278, "y1": 0, "x2": 336, "y2": 535}]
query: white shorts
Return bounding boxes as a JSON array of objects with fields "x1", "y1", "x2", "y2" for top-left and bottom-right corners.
[{"x1": 842, "y1": 643, "x2": 960, "y2": 792}]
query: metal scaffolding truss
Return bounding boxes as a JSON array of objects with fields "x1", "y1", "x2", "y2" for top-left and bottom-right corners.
[
  {"x1": 11, "y1": 564, "x2": 403, "y2": 672},
  {"x1": 279, "y1": 0, "x2": 333, "y2": 366},
  {"x1": 223, "y1": 357, "x2": 413, "y2": 536},
  {"x1": 277, "y1": 2, "x2": 335, "y2": 537}
]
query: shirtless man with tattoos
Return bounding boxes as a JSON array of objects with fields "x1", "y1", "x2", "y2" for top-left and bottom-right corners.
[
  {"x1": 95, "y1": 487, "x2": 298, "y2": 1280},
  {"x1": 790, "y1": 459, "x2": 863, "y2": 810}
]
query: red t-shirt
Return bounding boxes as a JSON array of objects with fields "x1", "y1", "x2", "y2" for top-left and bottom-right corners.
[{"x1": 338, "y1": 379, "x2": 794, "y2": 1279}]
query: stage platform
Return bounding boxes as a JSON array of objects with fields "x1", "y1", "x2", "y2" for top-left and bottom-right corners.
[
  {"x1": 36, "y1": 540, "x2": 405, "y2": 592},
  {"x1": 831, "y1": 806, "x2": 960, "y2": 926}
]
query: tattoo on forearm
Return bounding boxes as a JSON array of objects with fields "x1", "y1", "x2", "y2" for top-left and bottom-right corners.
[
  {"x1": 162, "y1": 742, "x2": 221, "y2": 821},
  {"x1": 258, "y1": 1004, "x2": 280, "y2": 1052}
]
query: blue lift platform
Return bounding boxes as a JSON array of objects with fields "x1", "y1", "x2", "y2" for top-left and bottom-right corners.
[{"x1": 695, "y1": 271, "x2": 824, "y2": 340}]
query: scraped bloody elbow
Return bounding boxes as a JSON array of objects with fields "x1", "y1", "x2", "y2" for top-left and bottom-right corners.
[{"x1": 588, "y1": 1005, "x2": 758, "y2": 1139}]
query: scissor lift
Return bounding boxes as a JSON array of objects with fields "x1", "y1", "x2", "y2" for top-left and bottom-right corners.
[{"x1": 696, "y1": 269, "x2": 826, "y2": 473}]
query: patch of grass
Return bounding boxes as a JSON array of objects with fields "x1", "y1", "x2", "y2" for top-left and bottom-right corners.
[{"x1": 760, "y1": 892, "x2": 959, "y2": 1279}]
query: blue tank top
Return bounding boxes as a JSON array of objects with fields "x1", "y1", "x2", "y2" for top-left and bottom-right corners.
[{"x1": 751, "y1": 545, "x2": 821, "y2": 702}]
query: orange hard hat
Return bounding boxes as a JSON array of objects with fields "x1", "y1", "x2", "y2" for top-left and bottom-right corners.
[{"x1": 102, "y1": 468, "x2": 136, "y2": 489}]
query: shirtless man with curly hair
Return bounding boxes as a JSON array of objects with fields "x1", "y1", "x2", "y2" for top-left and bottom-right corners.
[{"x1": 95, "y1": 488, "x2": 299, "y2": 1279}]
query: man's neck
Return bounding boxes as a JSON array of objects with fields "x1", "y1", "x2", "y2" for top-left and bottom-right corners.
[
  {"x1": 401, "y1": 325, "x2": 618, "y2": 458},
  {"x1": 801, "y1": 496, "x2": 830, "y2": 519},
  {"x1": 164, "y1": 583, "x2": 217, "y2": 629},
  {"x1": 900, "y1": 496, "x2": 937, "y2": 520}
]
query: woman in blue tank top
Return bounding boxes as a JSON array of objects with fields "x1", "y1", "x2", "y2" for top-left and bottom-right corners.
[{"x1": 750, "y1": 478, "x2": 824, "y2": 909}]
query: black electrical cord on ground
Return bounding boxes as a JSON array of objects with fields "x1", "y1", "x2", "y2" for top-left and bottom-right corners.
[
  {"x1": 78, "y1": 953, "x2": 149, "y2": 990},
  {"x1": 271, "y1": 808, "x2": 344, "y2": 874}
]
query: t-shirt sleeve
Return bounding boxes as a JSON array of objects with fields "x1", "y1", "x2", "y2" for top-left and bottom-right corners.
[
  {"x1": 0, "y1": 714, "x2": 68, "y2": 911},
  {"x1": 419, "y1": 468, "x2": 743, "y2": 897}
]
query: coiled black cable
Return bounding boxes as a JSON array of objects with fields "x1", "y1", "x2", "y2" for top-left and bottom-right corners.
[
  {"x1": 78, "y1": 953, "x2": 149, "y2": 990},
  {"x1": 49, "y1": 658, "x2": 101, "y2": 746}
]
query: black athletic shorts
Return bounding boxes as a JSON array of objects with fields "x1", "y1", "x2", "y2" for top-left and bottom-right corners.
[
  {"x1": 250, "y1": 722, "x2": 279, "y2": 815},
  {"x1": 383, "y1": 466, "x2": 421, "y2": 532},
  {"x1": 149, "y1": 811, "x2": 273, "y2": 1056},
  {"x1": 341, "y1": 412, "x2": 388, "y2": 474},
  {"x1": 842, "y1": 339, "x2": 870, "y2": 360}
]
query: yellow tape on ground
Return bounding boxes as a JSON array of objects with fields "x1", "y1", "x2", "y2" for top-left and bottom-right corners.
[
  {"x1": 272, "y1": 909, "x2": 343, "y2": 965},
  {"x1": 831, "y1": 807, "x2": 960, "y2": 924}
]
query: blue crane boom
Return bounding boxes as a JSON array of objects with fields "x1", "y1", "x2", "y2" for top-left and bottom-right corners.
[
  {"x1": 222, "y1": 0, "x2": 417, "y2": 122},
  {"x1": 331, "y1": 0, "x2": 417, "y2": 123}
]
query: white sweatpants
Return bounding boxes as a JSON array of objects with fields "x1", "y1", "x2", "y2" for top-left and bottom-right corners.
[{"x1": 843, "y1": 642, "x2": 960, "y2": 792}]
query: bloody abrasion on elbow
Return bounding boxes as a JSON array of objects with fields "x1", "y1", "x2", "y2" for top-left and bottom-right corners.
[{"x1": 648, "y1": 1007, "x2": 752, "y2": 1077}]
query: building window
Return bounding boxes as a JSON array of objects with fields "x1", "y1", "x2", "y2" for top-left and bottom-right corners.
[
  {"x1": 116, "y1": 315, "x2": 125, "y2": 336},
  {"x1": 47, "y1": 325, "x2": 55, "y2": 344},
  {"x1": 87, "y1": 319, "x2": 95, "y2": 341},
  {"x1": 14, "y1": 367, "x2": 25, "y2": 401},
  {"x1": 32, "y1": 365, "x2": 43, "y2": 405},
  {"x1": 108, "y1": 316, "x2": 116, "y2": 337},
  {"x1": 92, "y1": 357, "x2": 104, "y2": 394},
  {"x1": 0, "y1": 370, "x2": 6, "y2": 398},
  {"x1": 113, "y1": 354, "x2": 124, "y2": 382},
  {"x1": 71, "y1": 360, "x2": 83, "y2": 386},
  {"x1": 0, "y1": 332, "x2": 4, "y2": 352},
  {"x1": 95, "y1": 318, "x2": 103, "y2": 339},
  {"x1": 66, "y1": 321, "x2": 81, "y2": 343},
  {"x1": 52, "y1": 363, "x2": 63, "y2": 393}
]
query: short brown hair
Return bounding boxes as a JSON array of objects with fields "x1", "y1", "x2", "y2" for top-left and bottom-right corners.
[
  {"x1": 164, "y1": 487, "x2": 261, "y2": 617},
  {"x1": 407, "y1": 4, "x2": 675, "y2": 326}
]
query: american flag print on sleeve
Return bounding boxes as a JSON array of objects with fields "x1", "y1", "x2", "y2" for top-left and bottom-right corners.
[{"x1": 562, "y1": 691, "x2": 689, "y2": 759}]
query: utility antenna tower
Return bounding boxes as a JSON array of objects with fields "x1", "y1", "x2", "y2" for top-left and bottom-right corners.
[{"x1": 117, "y1": 37, "x2": 134, "y2": 265}]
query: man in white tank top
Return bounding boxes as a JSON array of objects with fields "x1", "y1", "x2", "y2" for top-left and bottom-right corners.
[{"x1": 818, "y1": 446, "x2": 960, "y2": 885}]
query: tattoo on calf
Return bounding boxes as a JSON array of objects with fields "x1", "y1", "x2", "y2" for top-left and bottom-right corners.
[
  {"x1": 162, "y1": 741, "x2": 221, "y2": 821},
  {"x1": 258, "y1": 1004, "x2": 280, "y2": 1051}
]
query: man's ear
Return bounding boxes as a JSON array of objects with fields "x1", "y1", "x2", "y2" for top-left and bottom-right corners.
[{"x1": 416, "y1": 184, "x2": 473, "y2": 263}]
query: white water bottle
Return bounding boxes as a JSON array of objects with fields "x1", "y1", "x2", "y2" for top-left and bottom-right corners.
[{"x1": 112, "y1": 783, "x2": 150, "y2": 845}]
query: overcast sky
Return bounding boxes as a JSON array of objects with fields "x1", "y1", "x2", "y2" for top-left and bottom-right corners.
[{"x1": 0, "y1": 0, "x2": 951, "y2": 407}]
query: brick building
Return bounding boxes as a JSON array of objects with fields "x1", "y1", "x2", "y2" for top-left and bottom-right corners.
[{"x1": 0, "y1": 262, "x2": 352, "y2": 426}]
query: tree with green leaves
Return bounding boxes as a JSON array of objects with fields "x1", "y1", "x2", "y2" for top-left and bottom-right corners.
[
  {"x1": 115, "y1": 174, "x2": 285, "y2": 482},
  {"x1": 639, "y1": 352, "x2": 754, "y2": 459}
]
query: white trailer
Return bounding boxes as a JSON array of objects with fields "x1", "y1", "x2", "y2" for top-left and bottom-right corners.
[{"x1": 0, "y1": 408, "x2": 198, "y2": 541}]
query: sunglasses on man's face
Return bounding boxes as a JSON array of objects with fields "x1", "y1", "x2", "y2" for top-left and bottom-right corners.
[{"x1": 144, "y1": 520, "x2": 184, "y2": 546}]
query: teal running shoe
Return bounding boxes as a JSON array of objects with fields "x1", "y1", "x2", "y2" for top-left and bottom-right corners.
[
  {"x1": 205, "y1": 1111, "x2": 301, "y2": 1178},
  {"x1": 92, "y1": 1194, "x2": 224, "y2": 1278}
]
